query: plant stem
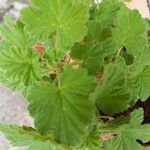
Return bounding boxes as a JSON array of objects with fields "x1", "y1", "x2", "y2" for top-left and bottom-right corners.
[{"x1": 116, "y1": 47, "x2": 122, "y2": 57}]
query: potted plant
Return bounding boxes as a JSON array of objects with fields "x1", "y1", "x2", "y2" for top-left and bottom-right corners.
[{"x1": 0, "y1": 0, "x2": 150, "y2": 149}]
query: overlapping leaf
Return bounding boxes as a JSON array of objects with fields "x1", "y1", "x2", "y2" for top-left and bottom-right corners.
[
  {"x1": 136, "y1": 66, "x2": 150, "y2": 100},
  {"x1": 94, "y1": 61, "x2": 131, "y2": 114},
  {"x1": 104, "y1": 109, "x2": 150, "y2": 150},
  {"x1": 113, "y1": 7, "x2": 148, "y2": 54},
  {"x1": 77, "y1": 125, "x2": 102, "y2": 150},
  {"x1": 0, "y1": 17, "x2": 35, "y2": 50},
  {"x1": 94, "y1": 0, "x2": 123, "y2": 26},
  {"x1": 0, "y1": 47, "x2": 41, "y2": 91},
  {"x1": 127, "y1": 47, "x2": 150, "y2": 101},
  {"x1": 27, "y1": 66, "x2": 96, "y2": 146},
  {"x1": 0, "y1": 124, "x2": 68, "y2": 150},
  {"x1": 71, "y1": 38, "x2": 117, "y2": 74},
  {"x1": 21, "y1": 0, "x2": 89, "y2": 49},
  {"x1": 84, "y1": 21, "x2": 111, "y2": 43}
]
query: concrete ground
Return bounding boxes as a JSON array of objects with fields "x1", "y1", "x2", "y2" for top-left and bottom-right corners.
[{"x1": 0, "y1": 0, "x2": 149, "y2": 149}]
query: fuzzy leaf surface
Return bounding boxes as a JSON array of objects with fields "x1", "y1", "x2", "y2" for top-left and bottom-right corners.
[
  {"x1": 21, "y1": 0, "x2": 89, "y2": 49},
  {"x1": 113, "y1": 8, "x2": 147, "y2": 54},
  {"x1": 27, "y1": 66, "x2": 96, "y2": 146},
  {"x1": 71, "y1": 39, "x2": 116, "y2": 74},
  {"x1": 77, "y1": 125, "x2": 102, "y2": 150},
  {"x1": 0, "y1": 47, "x2": 41, "y2": 89},
  {"x1": 0, "y1": 17, "x2": 35, "y2": 50},
  {"x1": 94, "y1": 0, "x2": 123, "y2": 26},
  {"x1": 0, "y1": 124, "x2": 68, "y2": 150},
  {"x1": 104, "y1": 109, "x2": 150, "y2": 150},
  {"x1": 94, "y1": 62, "x2": 131, "y2": 114}
]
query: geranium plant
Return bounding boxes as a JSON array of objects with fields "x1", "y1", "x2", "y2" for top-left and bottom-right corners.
[{"x1": 0, "y1": 0, "x2": 150, "y2": 149}]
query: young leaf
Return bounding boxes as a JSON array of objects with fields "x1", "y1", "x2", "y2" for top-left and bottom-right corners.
[
  {"x1": 94, "y1": 62, "x2": 131, "y2": 114},
  {"x1": 21, "y1": 0, "x2": 89, "y2": 49},
  {"x1": 0, "y1": 47, "x2": 41, "y2": 89},
  {"x1": 113, "y1": 7, "x2": 148, "y2": 54},
  {"x1": 0, "y1": 124, "x2": 68, "y2": 150},
  {"x1": 27, "y1": 66, "x2": 96, "y2": 146}
]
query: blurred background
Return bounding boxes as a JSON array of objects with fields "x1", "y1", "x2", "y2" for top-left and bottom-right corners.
[{"x1": 0, "y1": 0, "x2": 149, "y2": 149}]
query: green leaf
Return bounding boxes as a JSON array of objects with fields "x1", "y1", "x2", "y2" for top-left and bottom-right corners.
[
  {"x1": 94, "y1": 62, "x2": 131, "y2": 114},
  {"x1": 130, "y1": 46, "x2": 150, "y2": 74},
  {"x1": 21, "y1": 0, "x2": 89, "y2": 49},
  {"x1": 84, "y1": 21, "x2": 111, "y2": 43},
  {"x1": 71, "y1": 38, "x2": 117, "y2": 75},
  {"x1": 73, "y1": 0, "x2": 90, "y2": 5},
  {"x1": 126, "y1": 46, "x2": 150, "y2": 101},
  {"x1": 27, "y1": 66, "x2": 96, "y2": 146},
  {"x1": 129, "y1": 108, "x2": 143, "y2": 127},
  {"x1": 0, "y1": 47, "x2": 41, "y2": 90},
  {"x1": 104, "y1": 109, "x2": 150, "y2": 150},
  {"x1": 113, "y1": 7, "x2": 148, "y2": 54},
  {"x1": 0, "y1": 124, "x2": 68, "y2": 150},
  {"x1": 0, "y1": 17, "x2": 35, "y2": 50},
  {"x1": 77, "y1": 125, "x2": 102, "y2": 150},
  {"x1": 0, "y1": 74, "x2": 29, "y2": 96},
  {"x1": 94, "y1": 0, "x2": 124, "y2": 26},
  {"x1": 136, "y1": 66, "x2": 150, "y2": 100},
  {"x1": 104, "y1": 132, "x2": 141, "y2": 150}
]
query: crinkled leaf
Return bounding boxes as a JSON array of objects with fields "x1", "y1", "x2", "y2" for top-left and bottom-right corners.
[
  {"x1": 84, "y1": 21, "x2": 111, "y2": 43},
  {"x1": 0, "y1": 47, "x2": 41, "y2": 89},
  {"x1": 136, "y1": 66, "x2": 150, "y2": 100},
  {"x1": 0, "y1": 124, "x2": 68, "y2": 150},
  {"x1": 0, "y1": 74, "x2": 29, "y2": 96},
  {"x1": 71, "y1": 39, "x2": 117, "y2": 74},
  {"x1": 129, "y1": 108, "x2": 144, "y2": 127},
  {"x1": 0, "y1": 17, "x2": 35, "y2": 50},
  {"x1": 127, "y1": 46, "x2": 150, "y2": 101},
  {"x1": 77, "y1": 125, "x2": 102, "y2": 150},
  {"x1": 113, "y1": 8, "x2": 148, "y2": 54},
  {"x1": 21, "y1": 0, "x2": 89, "y2": 49},
  {"x1": 27, "y1": 66, "x2": 96, "y2": 146},
  {"x1": 104, "y1": 109, "x2": 150, "y2": 150},
  {"x1": 130, "y1": 46, "x2": 150, "y2": 74},
  {"x1": 94, "y1": 0, "x2": 123, "y2": 26},
  {"x1": 104, "y1": 132, "x2": 141, "y2": 150},
  {"x1": 94, "y1": 62, "x2": 131, "y2": 114}
]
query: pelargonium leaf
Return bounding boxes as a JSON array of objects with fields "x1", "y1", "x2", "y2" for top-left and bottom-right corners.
[
  {"x1": 77, "y1": 125, "x2": 102, "y2": 150},
  {"x1": 104, "y1": 109, "x2": 150, "y2": 150},
  {"x1": 0, "y1": 124, "x2": 68, "y2": 150},
  {"x1": 20, "y1": 0, "x2": 89, "y2": 49},
  {"x1": 0, "y1": 17, "x2": 35, "y2": 50},
  {"x1": 84, "y1": 21, "x2": 112, "y2": 43},
  {"x1": 94, "y1": 0, "x2": 124, "y2": 26},
  {"x1": 136, "y1": 66, "x2": 150, "y2": 100},
  {"x1": 113, "y1": 7, "x2": 148, "y2": 54},
  {"x1": 94, "y1": 61, "x2": 131, "y2": 114},
  {"x1": 27, "y1": 66, "x2": 96, "y2": 146},
  {"x1": 0, "y1": 47, "x2": 41, "y2": 91},
  {"x1": 71, "y1": 38, "x2": 117, "y2": 75}
]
